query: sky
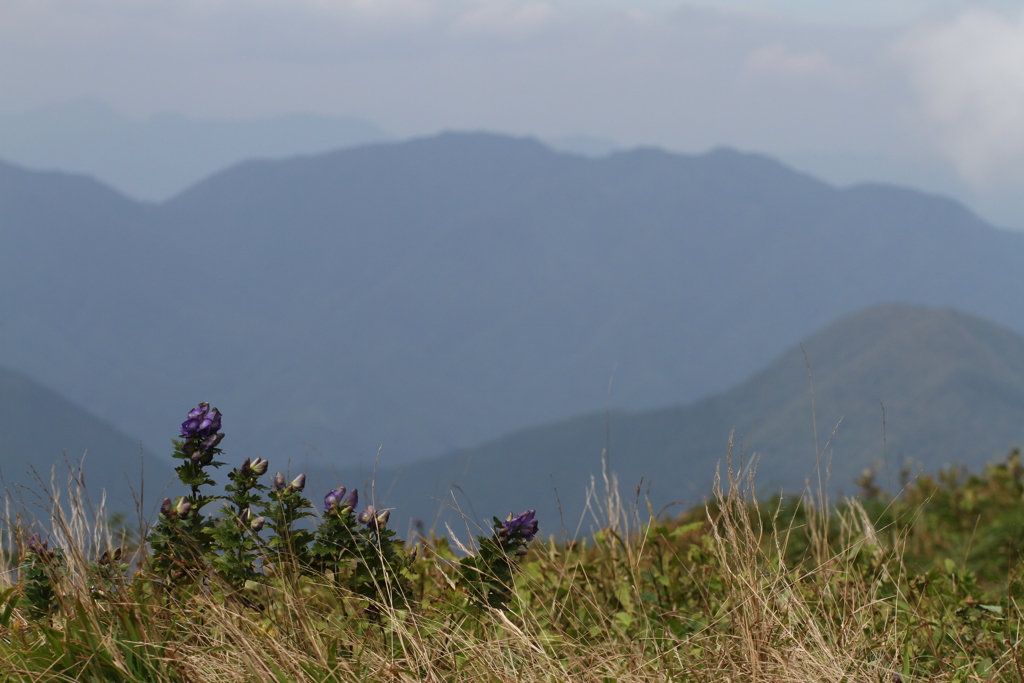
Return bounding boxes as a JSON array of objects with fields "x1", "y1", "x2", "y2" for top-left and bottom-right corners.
[{"x1": 3, "y1": 0, "x2": 1024, "y2": 227}]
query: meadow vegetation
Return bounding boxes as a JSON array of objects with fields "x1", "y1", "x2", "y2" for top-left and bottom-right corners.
[{"x1": 1, "y1": 405, "x2": 1023, "y2": 681}]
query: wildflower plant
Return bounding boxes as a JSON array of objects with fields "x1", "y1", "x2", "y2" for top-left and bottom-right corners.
[
  {"x1": 350, "y1": 504, "x2": 411, "y2": 607},
  {"x1": 211, "y1": 457, "x2": 270, "y2": 587},
  {"x1": 88, "y1": 546, "x2": 129, "y2": 601},
  {"x1": 147, "y1": 402, "x2": 227, "y2": 580},
  {"x1": 261, "y1": 472, "x2": 315, "y2": 572},
  {"x1": 137, "y1": 401, "x2": 536, "y2": 616},
  {"x1": 19, "y1": 533, "x2": 64, "y2": 620},
  {"x1": 310, "y1": 487, "x2": 361, "y2": 575},
  {"x1": 458, "y1": 510, "x2": 538, "y2": 609}
]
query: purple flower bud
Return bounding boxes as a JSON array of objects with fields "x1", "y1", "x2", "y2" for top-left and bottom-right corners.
[
  {"x1": 99, "y1": 549, "x2": 111, "y2": 565},
  {"x1": 376, "y1": 509, "x2": 390, "y2": 527},
  {"x1": 342, "y1": 488, "x2": 358, "y2": 511},
  {"x1": 190, "y1": 450, "x2": 203, "y2": 464},
  {"x1": 160, "y1": 497, "x2": 174, "y2": 517},
  {"x1": 358, "y1": 505, "x2": 377, "y2": 526},
  {"x1": 201, "y1": 432, "x2": 225, "y2": 452},
  {"x1": 324, "y1": 487, "x2": 346, "y2": 511},
  {"x1": 239, "y1": 457, "x2": 251, "y2": 474},
  {"x1": 289, "y1": 473, "x2": 306, "y2": 492},
  {"x1": 239, "y1": 507, "x2": 251, "y2": 526},
  {"x1": 113, "y1": 547, "x2": 123, "y2": 562},
  {"x1": 251, "y1": 516, "x2": 266, "y2": 531},
  {"x1": 176, "y1": 498, "x2": 192, "y2": 519},
  {"x1": 273, "y1": 472, "x2": 286, "y2": 490},
  {"x1": 251, "y1": 458, "x2": 269, "y2": 475}
]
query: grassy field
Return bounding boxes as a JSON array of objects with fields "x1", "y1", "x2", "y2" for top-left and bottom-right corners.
[{"x1": 2, "y1": 419, "x2": 1024, "y2": 681}]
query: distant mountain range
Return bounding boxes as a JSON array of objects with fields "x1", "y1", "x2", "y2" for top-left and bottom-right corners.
[
  {"x1": 325, "y1": 304, "x2": 1024, "y2": 538},
  {"x1": 0, "y1": 100, "x2": 391, "y2": 201},
  {"x1": 5, "y1": 132, "x2": 1024, "y2": 479}
]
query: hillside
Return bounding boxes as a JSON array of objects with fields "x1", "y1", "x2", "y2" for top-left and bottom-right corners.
[
  {"x1": 0, "y1": 367, "x2": 177, "y2": 515},
  {"x1": 4, "y1": 133, "x2": 1024, "y2": 473},
  {"x1": 325, "y1": 304, "x2": 1024, "y2": 536}
]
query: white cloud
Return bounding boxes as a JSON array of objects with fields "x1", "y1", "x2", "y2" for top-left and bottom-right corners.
[{"x1": 896, "y1": 8, "x2": 1024, "y2": 189}]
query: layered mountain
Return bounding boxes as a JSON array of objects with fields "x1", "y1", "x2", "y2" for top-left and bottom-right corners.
[
  {"x1": 0, "y1": 100, "x2": 390, "y2": 201},
  {"x1": 0, "y1": 367, "x2": 178, "y2": 516},
  {"x1": 4, "y1": 133, "x2": 1024, "y2": 476},
  {"x1": 328, "y1": 304, "x2": 1024, "y2": 537}
]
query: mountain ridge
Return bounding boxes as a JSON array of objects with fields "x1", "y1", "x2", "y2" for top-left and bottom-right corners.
[
  {"x1": 316, "y1": 303, "x2": 1024, "y2": 536},
  {"x1": 3, "y1": 132, "x2": 1024, "y2": 473}
]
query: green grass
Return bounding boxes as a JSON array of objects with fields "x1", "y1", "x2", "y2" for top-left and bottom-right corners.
[{"x1": 3, "y1": 444, "x2": 1024, "y2": 682}]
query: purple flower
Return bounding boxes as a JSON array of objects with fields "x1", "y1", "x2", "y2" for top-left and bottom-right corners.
[
  {"x1": 251, "y1": 516, "x2": 266, "y2": 532},
  {"x1": 27, "y1": 532, "x2": 48, "y2": 555},
  {"x1": 180, "y1": 402, "x2": 210, "y2": 437},
  {"x1": 176, "y1": 498, "x2": 192, "y2": 519},
  {"x1": 251, "y1": 458, "x2": 269, "y2": 475},
  {"x1": 342, "y1": 488, "x2": 358, "y2": 511},
  {"x1": 179, "y1": 403, "x2": 224, "y2": 454},
  {"x1": 324, "y1": 487, "x2": 347, "y2": 511},
  {"x1": 180, "y1": 417, "x2": 203, "y2": 437},
  {"x1": 501, "y1": 509, "x2": 538, "y2": 542},
  {"x1": 160, "y1": 497, "x2": 174, "y2": 517},
  {"x1": 273, "y1": 472, "x2": 286, "y2": 490},
  {"x1": 199, "y1": 408, "x2": 222, "y2": 435},
  {"x1": 376, "y1": 509, "x2": 391, "y2": 527},
  {"x1": 239, "y1": 457, "x2": 251, "y2": 474},
  {"x1": 289, "y1": 473, "x2": 306, "y2": 492},
  {"x1": 239, "y1": 507, "x2": 251, "y2": 526}
]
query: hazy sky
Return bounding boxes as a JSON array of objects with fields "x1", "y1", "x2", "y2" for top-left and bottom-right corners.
[{"x1": 4, "y1": 0, "x2": 1024, "y2": 224}]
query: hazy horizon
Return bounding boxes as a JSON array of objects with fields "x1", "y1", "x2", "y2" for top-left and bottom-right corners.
[{"x1": 3, "y1": 1, "x2": 1024, "y2": 227}]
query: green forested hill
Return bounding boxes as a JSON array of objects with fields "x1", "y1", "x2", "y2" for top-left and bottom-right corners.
[{"x1": 324, "y1": 304, "x2": 1024, "y2": 536}]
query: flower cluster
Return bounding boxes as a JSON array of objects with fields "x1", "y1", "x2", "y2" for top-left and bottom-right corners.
[
  {"x1": 152, "y1": 402, "x2": 536, "y2": 612},
  {"x1": 159, "y1": 496, "x2": 192, "y2": 521},
  {"x1": 180, "y1": 402, "x2": 225, "y2": 463},
  {"x1": 240, "y1": 457, "x2": 269, "y2": 476},
  {"x1": 27, "y1": 533, "x2": 56, "y2": 561},
  {"x1": 500, "y1": 509, "x2": 538, "y2": 543},
  {"x1": 273, "y1": 472, "x2": 306, "y2": 492}
]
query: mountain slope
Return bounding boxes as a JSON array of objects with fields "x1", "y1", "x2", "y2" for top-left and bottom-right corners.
[
  {"x1": 4, "y1": 133, "x2": 1024, "y2": 473},
  {"x1": 324, "y1": 304, "x2": 1024, "y2": 536},
  {"x1": 0, "y1": 367, "x2": 178, "y2": 515}
]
